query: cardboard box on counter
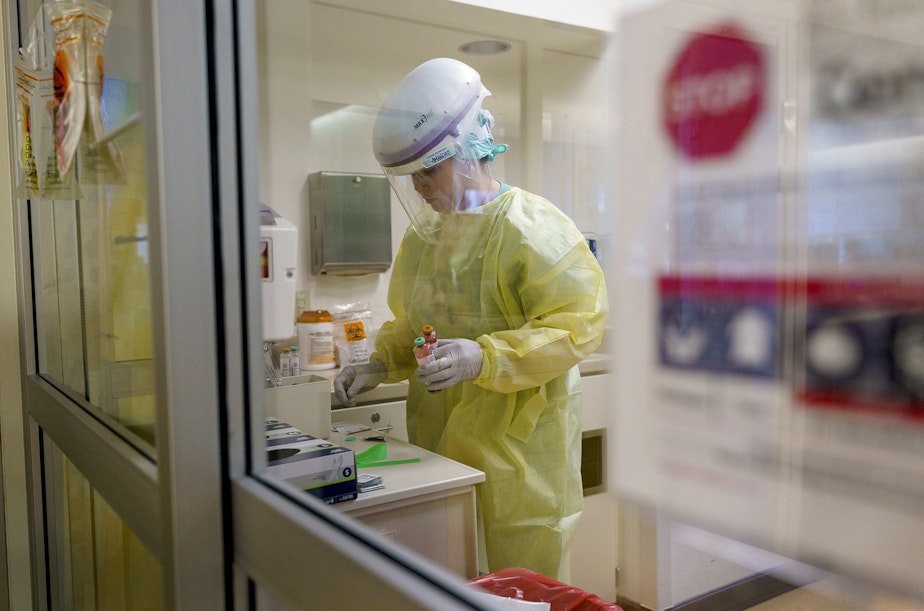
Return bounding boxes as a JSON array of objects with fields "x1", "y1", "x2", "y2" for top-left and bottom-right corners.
[
  {"x1": 265, "y1": 374, "x2": 331, "y2": 438},
  {"x1": 265, "y1": 419, "x2": 357, "y2": 504}
]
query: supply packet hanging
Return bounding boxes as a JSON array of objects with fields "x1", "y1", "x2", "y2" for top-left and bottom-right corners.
[
  {"x1": 48, "y1": 1, "x2": 87, "y2": 179},
  {"x1": 40, "y1": 66, "x2": 79, "y2": 198},
  {"x1": 14, "y1": 4, "x2": 79, "y2": 199},
  {"x1": 13, "y1": 6, "x2": 44, "y2": 199},
  {"x1": 48, "y1": 1, "x2": 123, "y2": 184},
  {"x1": 331, "y1": 302, "x2": 373, "y2": 366},
  {"x1": 13, "y1": 66, "x2": 40, "y2": 198},
  {"x1": 80, "y1": 1, "x2": 124, "y2": 183}
]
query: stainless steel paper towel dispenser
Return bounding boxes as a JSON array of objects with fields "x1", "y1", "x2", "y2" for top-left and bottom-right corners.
[{"x1": 308, "y1": 171, "x2": 392, "y2": 275}]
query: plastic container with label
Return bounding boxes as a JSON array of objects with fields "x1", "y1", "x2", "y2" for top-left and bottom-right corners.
[{"x1": 297, "y1": 310, "x2": 336, "y2": 370}]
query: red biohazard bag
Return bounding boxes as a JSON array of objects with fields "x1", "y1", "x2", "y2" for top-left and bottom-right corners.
[{"x1": 469, "y1": 567, "x2": 624, "y2": 611}]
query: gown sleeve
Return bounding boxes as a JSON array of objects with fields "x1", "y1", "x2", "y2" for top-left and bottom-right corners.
[{"x1": 475, "y1": 195, "x2": 608, "y2": 394}]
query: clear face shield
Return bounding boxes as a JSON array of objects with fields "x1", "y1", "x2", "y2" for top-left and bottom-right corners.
[{"x1": 382, "y1": 134, "x2": 498, "y2": 243}]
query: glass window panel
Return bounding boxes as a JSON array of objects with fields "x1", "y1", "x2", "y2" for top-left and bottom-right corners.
[
  {"x1": 253, "y1": 0, "x2": 612, "y2": 591},
  {"x1": 53, "y1": 446, "x2": 162, "y2": 610},
  {"x1": 23, "y1": 0, "x2": 155, "y2": 446},
  {"x1": 541, "y1": 48, "x2": 610, "y2": 236}
]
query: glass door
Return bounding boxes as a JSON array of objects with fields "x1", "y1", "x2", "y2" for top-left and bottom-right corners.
[
  {"x1": 6, "y1": 0, "x2": 501, "y2": 607},
  {"x1": 11, "y1": 0, "x2": 163, "y2": 606},
  {"x1": 9, "y1": 0, "x2": 227, "y2": 606},
  {"x1": 233, "y1": 0, "x2": 614, "y2": 607}
]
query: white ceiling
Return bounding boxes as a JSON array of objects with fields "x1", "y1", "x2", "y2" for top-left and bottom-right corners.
[{"x1": 304, "y1": 0, "x2": 609, "y2": 123}]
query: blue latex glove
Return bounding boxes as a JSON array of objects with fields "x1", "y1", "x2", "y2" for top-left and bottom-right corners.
[
  {"x1": 416, "y1": 338, "x2": 483, "y2": 391},
  {"x1": 334, "y1": 358, "x2": 387, "y2": 406}
]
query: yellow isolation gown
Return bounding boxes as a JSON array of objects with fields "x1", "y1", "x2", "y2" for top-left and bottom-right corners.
[{"x1": 372, "y1": 186, "x2": 608, "y2": 581}]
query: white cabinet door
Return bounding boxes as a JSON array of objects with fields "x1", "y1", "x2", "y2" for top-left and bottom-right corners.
[
  {"x1": 572, "y1": 372, "x2": 618, "y2": 602},
  {"x1": 581, "y1": 371, "x2": 612, "y2": 431}
]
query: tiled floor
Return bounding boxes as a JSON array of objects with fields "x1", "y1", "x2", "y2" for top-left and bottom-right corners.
[
  {"x1": 749, "y1": 585, "x2": 924, "y2": 611},
  {"x1": 749, "y1": 587, "x2": 865, "y2": 610}
]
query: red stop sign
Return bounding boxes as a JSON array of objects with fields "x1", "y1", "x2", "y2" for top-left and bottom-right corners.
[{"x1": 663, "y1": 23, "x2": 765, "y2": 159}]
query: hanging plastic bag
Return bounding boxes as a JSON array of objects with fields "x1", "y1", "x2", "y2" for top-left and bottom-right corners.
[
  {"x1": 12, "y1": 4, "x2": 78, "y2": 199},
  {"x1": 48, "y1": 1, "x2": 87, "y2": 179},
  {"x1": 41, "y1": 70, "x2": 80, "y2": 198},
  {"x1": 80, "y1": 1, "x2": 124, "y2": 183},
  {"x1": 13, "y1": 67, "x2": 40, "y2": 198},
  {"x1": 13, "y1": 6, "x2": 45, "y2": 198},
  {"x1": 48, "y1": 1, "x2": 123, "y2": 184}
]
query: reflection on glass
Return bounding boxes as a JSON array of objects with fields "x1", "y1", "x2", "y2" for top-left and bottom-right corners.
[
  {"x1": 25, "y1": 3, "x2": 155, "y2": 446},
  {"x1": 56, "y1": 449, "x2": 162, "y2": 609},
  {"x1": 807, "y1": 19, "x2": 924, "y2": 271}
]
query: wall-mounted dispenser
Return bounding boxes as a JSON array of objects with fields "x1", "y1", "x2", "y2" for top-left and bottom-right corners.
[
  {"x1": 308, "y1": 171, "x2": 392, "y2": 275},
  {"x1": 260, "y1": 205, "x2": 298, "y2": 341}
]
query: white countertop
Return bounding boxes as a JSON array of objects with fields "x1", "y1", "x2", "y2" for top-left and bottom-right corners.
[{"x1": 328, "y1": 432, "x2": 485, "y2": 512}]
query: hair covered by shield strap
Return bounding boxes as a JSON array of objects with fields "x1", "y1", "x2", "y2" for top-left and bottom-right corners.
[{"x1": 464, "y1": 108, "x2": 508, "y2": 162}]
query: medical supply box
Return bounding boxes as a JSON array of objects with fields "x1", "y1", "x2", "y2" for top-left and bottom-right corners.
[{"x1": 266, "y1": 418, "x2": 357, "y2": 504}]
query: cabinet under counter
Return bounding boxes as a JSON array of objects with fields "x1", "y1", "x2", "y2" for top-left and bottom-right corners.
[{"x1": 328, "y1": 431, "x2": 485, "y2": 578}]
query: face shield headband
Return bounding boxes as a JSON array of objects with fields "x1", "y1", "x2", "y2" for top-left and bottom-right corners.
[
  {"x1": 380, "y1": 100, "x2": 503, "y2": 243},
  {"x1": 379, "y1": 90, "x2": 483, "y2": 176}
]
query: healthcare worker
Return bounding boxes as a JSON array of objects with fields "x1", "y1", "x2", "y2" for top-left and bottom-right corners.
[{"x1": 334, "y1": 58, "x2": 608, "y2": 582}]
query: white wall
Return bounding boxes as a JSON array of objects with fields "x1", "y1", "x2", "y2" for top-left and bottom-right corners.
[
  {"x1": 257, "y1": 1, "x2": 397, "y2": 327},
  {"x1": 256, "y1": 1, "x2": 611, "y2": 334}
]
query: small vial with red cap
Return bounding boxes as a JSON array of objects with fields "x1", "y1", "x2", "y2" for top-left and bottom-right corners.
[{"x1": 413, "y1": 336, "x2": 434, "y2": 367}]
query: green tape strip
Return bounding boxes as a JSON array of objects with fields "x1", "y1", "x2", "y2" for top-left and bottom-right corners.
[{"x1": 354, "y1": 442, "x2": 422, "y2": 468}]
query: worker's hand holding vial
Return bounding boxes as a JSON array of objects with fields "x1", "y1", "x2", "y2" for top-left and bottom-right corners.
[
  {"x1": 334, "y1": 358, "x2": 388, "y2": 406},
  {"x1": 416, "y1": 338, "x2": 483, "y2": 391}
]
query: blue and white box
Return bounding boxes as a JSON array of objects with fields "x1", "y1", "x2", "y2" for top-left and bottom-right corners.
[{"x1": 265, "y1": 419, "x2": 357, "y2": 504}]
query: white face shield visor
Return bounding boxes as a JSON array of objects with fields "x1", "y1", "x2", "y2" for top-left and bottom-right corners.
[
  {"x1": 380, "y1": 125, "x2": 495, "y2": 243},
  {"x1": 373, "y1": 58, "x2": 501, "y2": 243}
]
